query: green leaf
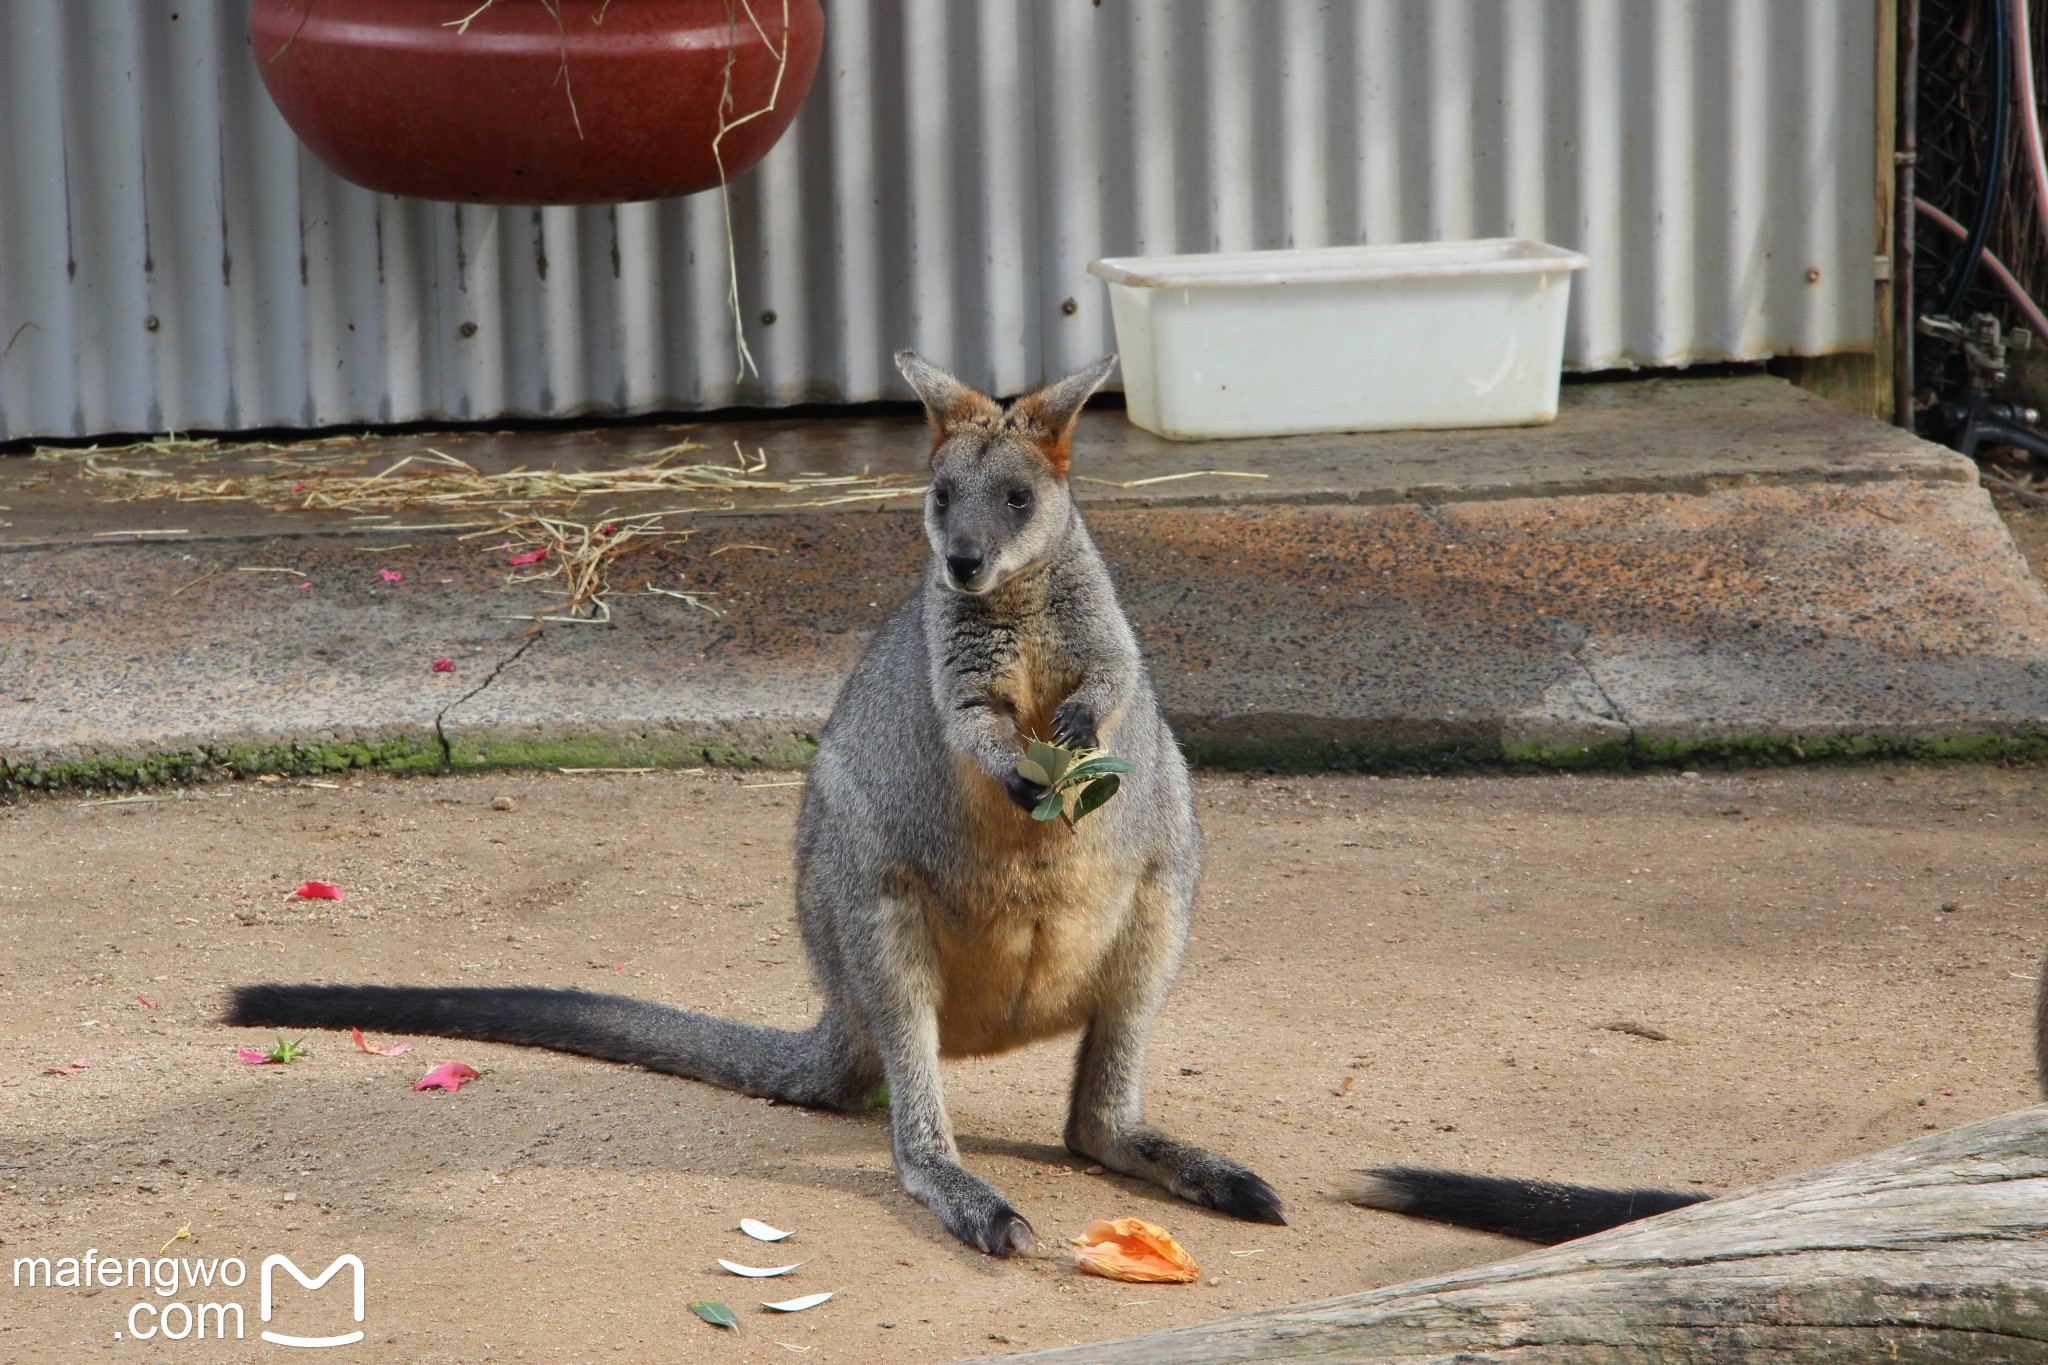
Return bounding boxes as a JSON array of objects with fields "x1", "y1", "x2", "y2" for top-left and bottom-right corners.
[
  {"x1": 1061, "y1": 755, "x2": 1133, "y2": 785},
  {"x1": 870, "y1": 1085, "x2": 890, "y2": 1109},
  {"x1": 690, "y1": 1299, "x2": 740, "y2": 1330},
  {"x1": 1015, "y1": 758, "x2": 1051, "y2": 787},
  {"x1": 1032, "y1": 787, "x2": 1067, "y2": 821},
  {"x1": 1073, "y1": 775, "x2": 1120, "y2": 821},
  {"x1": 1027, "y1": 739, "x2": 1075, "y2": 785},
  {"x1": 265, "y1": 1035, "x2": 311, "y2": 1065}
]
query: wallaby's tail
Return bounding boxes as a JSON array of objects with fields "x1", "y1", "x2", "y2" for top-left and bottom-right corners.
[
  {"x1": 224, "y1": 983, "x2": 876, "y2": 1110},
  {"x1": 1347, "y1": 1166, "x2": 1709, "y2": 1245}
]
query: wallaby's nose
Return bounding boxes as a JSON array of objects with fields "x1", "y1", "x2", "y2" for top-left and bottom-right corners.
[{"x1": 946, "y1": 550, "x2": 984, "y2": 585}]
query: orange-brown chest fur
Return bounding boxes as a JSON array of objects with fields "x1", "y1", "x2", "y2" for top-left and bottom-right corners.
[{"x1": 924, "y1": 615, "x2": 1128, "y2": 1058}]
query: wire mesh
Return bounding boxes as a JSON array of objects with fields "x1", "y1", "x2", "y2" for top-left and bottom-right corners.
[{"x1": 1914, "y1": 0, "x2": 2048, "y2": 398}]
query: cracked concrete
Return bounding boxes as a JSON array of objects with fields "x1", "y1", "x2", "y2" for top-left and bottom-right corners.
[
  {"x1": 432, "y1": 633, "x2": 543, "y2": 767},
  {"x1": 1501, "y1": 663, "x2": 1631, "y2": 761},
  {"x1": 7, "y1": 374, "x2": 2048, "y2": 794}
]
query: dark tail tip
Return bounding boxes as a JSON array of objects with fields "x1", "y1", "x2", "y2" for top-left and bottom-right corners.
[{"x1": 1347, "y1": 1166, "x2": 1710, "y2": 1245}]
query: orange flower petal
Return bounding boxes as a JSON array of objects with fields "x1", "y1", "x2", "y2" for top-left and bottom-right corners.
[{"x1": 1067, "y1": 1217, "x2": 1199, "y2": 1284}]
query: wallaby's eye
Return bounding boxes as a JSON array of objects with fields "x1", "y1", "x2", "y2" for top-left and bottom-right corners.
[
  {"x1": 932, "y1": 486, "x2": 950, "y2": 511},
  {"x1": 1006, "y1": 488, "x2": 1032, "y2": 511}
]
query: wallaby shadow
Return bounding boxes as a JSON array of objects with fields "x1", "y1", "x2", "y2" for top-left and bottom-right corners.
[{"x1": 4, "y1": 1043, "x2": 1219, "y2": 1265}]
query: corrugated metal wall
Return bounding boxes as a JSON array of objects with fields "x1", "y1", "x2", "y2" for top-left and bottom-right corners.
[{"x1": 0, "y1": 0, "x2": 1876, "y2": 441}]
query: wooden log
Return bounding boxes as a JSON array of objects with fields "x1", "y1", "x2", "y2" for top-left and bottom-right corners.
[{"x1": 992, "y1": 1106, "x2": 2048, "y2": 1363}]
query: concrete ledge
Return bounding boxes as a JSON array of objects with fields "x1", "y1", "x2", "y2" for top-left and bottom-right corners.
[{"x1": 7, "y1": 377, "x2": 2048, "y2": 797}]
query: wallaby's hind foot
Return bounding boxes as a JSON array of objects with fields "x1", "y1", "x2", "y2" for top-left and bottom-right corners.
[
  {"x1": 1184, "y1": 1158, "x2": 1287, "y2": 1226},
  {"x1": 1074, "y1": 1126, "x2": 1287, "y2": 1226}
]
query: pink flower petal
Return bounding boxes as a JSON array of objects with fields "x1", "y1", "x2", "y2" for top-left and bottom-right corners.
[
  {"x1": 414, "y1": 1062, "x2": 481, "y2": 1093},
  {"x1": 291, "y1": 880, "x2": 344, "y2": 901},
  {"x1": 41, "y1": 1058, "x2": 90, "y2": 1076},
  {"x1": 235, "y1": 1046, "x2": 275, "y2": 1065},
  {"x1": 431, "y1": 657, "x2": 455, "y2": 673},
  {"x1": 508, "y1": 547, "x2": 548, "y2": 566},
  {"x1": 380, "y1": 569, "x2": 404, "y2": 583},
  {"x1": 351, "y1": 1028, "x2": 412, "y2": 1058},
  {"x1": 297, "y1": 581, "x2": 313, "y2": 590},
  {"x1": 135, "y1": 994, "x2": 158, "y2": 1009}
]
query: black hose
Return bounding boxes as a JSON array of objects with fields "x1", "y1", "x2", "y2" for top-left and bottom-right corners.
[{"x1": 1938, "y1": 0, "x2": 2010, "y2": 316}]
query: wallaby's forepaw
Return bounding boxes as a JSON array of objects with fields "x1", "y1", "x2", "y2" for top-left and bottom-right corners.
[
  {"x1": 909, "y1": 1160, "x2": 1040, "y2": 1255},
  {"x1": 941, "y1": 1193, "x2": 1038, "y2": 1256},
  {"x1": 1002, "y1": 769, "x2": 1049, "y2": 814},
  {"x1": 1050, "y1": 700, "x2": 1099, "y2": 751},
  {"x1": 969, "y1": 1207, "x2": 1039, "y2": 1257}
]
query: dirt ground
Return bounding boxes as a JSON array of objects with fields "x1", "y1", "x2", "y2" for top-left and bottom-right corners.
[
  {"x1": 1995, "y1": 484, "x2": 2048, "y2": 582},
  {"x1": 0, "y1": 764, "x2": 2042, "y2": 1362}
]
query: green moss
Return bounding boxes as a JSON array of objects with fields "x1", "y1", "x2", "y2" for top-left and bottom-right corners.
[
  {"x1": 1499, "y1": 736, "x2": 1637, "y2": 770},
  {"x1": 1181, "y1": 733, "x2": 1516, "y2": 775},
  {"x1": 2, "y1": 735, "x2": 447, "y2": 800},
  {"x1": 12, "y1": 720, "x2": 2048, "y2": 803},
  {"x1": 442, "y1": 729, "x2": 819, "y2": 773},
  {"x1": 1628, "y1": 729, "x2": 2048, "y2": 769},
  {"x1": 3, "y1": 723, "x2": 835, "y2": 802},
  {"x1": 1184, "y1": 725, "x2": 2048, "y2": 776}
]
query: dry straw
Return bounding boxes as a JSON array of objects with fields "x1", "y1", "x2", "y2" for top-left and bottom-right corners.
[
  {"x1": 45, "y1": 435, "x2": 920, "y2": 519},
  {"x1": 44, "y1": 433, "x2": 923, "y2": 625}
]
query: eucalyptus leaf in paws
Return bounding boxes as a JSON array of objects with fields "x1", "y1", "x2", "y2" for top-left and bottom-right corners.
[
  {"x1": 1062, "y1": 755, "x2": 1133, "y2": 784},
  {"x1": 1015, "y1": 738, "x2": 1131, "y2": 826},
  {"x1": 1022, "y1": 739, "x2": 1075, "y2": 786},
  {"x1": 1073, "y1": 774, "x2": 1121, "y2": 821}
]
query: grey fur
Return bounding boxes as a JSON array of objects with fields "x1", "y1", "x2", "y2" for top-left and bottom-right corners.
[{"x1": 227, "y1": 354, "x2": 1282, "y2": 1256}]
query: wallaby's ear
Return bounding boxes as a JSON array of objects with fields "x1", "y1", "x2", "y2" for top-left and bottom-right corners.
[
  {"x1": 1009, "y1": 355, "x2": 1118, "y2": 478},
  {"x1": 896, "y1": 350, "x2": 999, "y2": 447}
]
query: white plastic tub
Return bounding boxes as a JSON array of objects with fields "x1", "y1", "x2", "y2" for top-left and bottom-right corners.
[{"x1": 1088, "y1": 238, "x2": 1589, "y2": 440}]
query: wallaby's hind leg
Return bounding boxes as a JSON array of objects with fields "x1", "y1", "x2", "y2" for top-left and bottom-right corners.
[
  {"x1": 1064, "y1": 870, "x2": 1287, "y2": 1226},
  {"x1": 842, "y1": 894, "x2": 1036, "y2": 1256},
  {"x1": 762, "y1": 1005, "x2": 886, "y2": 1111}
]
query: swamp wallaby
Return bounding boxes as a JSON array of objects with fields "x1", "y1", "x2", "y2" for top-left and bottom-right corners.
[{"x1": 227, "y1": 352, "x2": 1284, "y2": 1256}]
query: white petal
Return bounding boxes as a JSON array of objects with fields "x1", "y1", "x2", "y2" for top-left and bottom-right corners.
[
  {"x1": 718, "y1": 1259, "x2": 806, "y2": 1278},
  {"x1": 740, "y1": 1218, "x2": 794, "y2": 1242},
  {"x1": 761, "y1": 1292, "x2": 834, "y2": 1312}
]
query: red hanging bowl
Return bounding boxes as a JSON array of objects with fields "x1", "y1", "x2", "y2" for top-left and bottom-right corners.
[{"x1": 248, "y1": 0, "x2": 824, "y2": 205}]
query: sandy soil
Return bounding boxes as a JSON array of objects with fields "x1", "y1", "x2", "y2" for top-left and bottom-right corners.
[{"x1": 0, "y1": 765, "x2": 2041, "y2": 1362}]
